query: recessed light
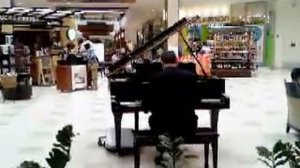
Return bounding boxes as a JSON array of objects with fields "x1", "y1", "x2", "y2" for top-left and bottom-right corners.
[{"x1": 67, "y1": 2, "x2": 71, "y2": 5}]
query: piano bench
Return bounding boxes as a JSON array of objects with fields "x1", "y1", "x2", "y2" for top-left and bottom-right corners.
[{"x1": 133, "y1": 127, "x2": 219, "y2": 168}]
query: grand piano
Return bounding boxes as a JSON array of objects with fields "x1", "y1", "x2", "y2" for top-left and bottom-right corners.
[{"x1": 106, "y1": 16, "x2": 230, "y2": 155}]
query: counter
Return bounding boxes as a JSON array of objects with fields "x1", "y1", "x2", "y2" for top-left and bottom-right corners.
[{"x1": 56, "y1": 61, "x2": 87, "y2": 92}]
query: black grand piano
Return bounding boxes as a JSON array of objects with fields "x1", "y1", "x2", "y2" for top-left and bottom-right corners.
[{"x1": 105, "y1": 16, "x2": 230, "y2": 164}]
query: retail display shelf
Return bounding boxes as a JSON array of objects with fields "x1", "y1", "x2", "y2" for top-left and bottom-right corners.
[{"x1": 211, "y1": 69, "x2": 252, "y2": 77}]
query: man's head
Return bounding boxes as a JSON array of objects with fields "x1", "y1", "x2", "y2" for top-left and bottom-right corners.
[
  {"x1": 84, "y1": 42, "x2": 91, "y2": 50},
  {"x1": 78, "y1": 39, "x2": 84, "y2": 45},
  {"x1": 66, "y1": 42, "x2": 75, "y2": 51},
  {"x1": 161, "y1": 51, "x2": 177, "y2": 67}
]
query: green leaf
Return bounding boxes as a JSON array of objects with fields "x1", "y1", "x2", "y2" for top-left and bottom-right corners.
[
  {"x1": 295, "y1": 141, "x2": 300, "y2": 150},
  {"x1": 256, "y1": 146, "x2": 272, "y2": 159},
  {"x1": 275, "y1": 158, "x2": 289, "y2": 166},
  {"x1": 258, "y1": 158, "x2": 272, "y2": 168},
  {"x1": 17, "y1": 161, "x2": 44, "y2": 168},
  {"x1": 273, "y1": 140, "x2": 284, "y2": 154}
]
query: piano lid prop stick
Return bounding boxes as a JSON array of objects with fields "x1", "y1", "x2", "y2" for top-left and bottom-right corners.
[
  {"x1": 178, "y1": 31, "x2": 209, "y2": 78},
  {"x1": 107, "y1": 16, "x2": 201, "y2": 77}
]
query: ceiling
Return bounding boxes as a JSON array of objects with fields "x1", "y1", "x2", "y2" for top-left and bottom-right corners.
[
  {"x1": 48, "y1": 0, "x2": 135, "y2": 3},
  {"x1": 13, "y1": 0, "x2": 132, "y2": 8},
  {"x1": 180, "y1": 0, "x2": 268, "y2": 7}
]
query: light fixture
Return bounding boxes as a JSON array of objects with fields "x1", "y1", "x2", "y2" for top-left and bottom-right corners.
[
  {"x1": 221, "y1": 6, "x2": 229, "y2": 16},
  {"x1": 213, "y1": 7, "x2": 219, "y2": 16},
  {"x1": 163, "y1": 9, "x2": 166, "y2": 21},
  {"x1": 67, "y1": 29, "x2": 76, "y2": 41},
  {"x1": 203, "y1": 9, "x2": 210, "y2": 17}
]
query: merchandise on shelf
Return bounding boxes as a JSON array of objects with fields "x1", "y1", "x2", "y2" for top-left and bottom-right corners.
[{"x1": 209, "y1": 26, "x2": 258, "y2": 77}]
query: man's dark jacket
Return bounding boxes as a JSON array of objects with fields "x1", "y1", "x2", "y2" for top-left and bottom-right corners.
[{"x1": 143, "y1": 67, "x2": 198, "y2": 137}]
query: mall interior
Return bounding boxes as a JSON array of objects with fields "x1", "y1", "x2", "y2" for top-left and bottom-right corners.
[{"x1": 0, "y1": 0, "x2": 299, "y2": 168}]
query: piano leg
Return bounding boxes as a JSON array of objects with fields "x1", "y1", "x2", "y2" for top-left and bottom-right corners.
[
  {"x1": 210, "y1": 109, "x2": 220, "y2": 168},
  {"x1": 134, "y1": 111, "x2": 139, "y2": 131},
  {"x1": 113, "y1": 112, "x2": 123, "y2": 154},
  {"x1": 210, "y1": 109, "x2": 220, "y2": 132}
]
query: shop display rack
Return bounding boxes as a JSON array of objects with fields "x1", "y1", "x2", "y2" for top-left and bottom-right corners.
[
  {"x1": 209, "y1": 26, "x2": 257, "y2": 77},
  {"x1": 0, "y1": 54, "x2": 14, "y2": 74}
]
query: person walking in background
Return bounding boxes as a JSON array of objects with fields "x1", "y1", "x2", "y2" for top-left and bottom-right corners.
[{"x1": 84, "y1": 43, "x2": 99, "y2": 90}]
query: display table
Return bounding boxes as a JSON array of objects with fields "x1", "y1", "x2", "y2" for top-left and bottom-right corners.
[{"x1": 56, "y1": 63, "x2": 87, "y2": 92}]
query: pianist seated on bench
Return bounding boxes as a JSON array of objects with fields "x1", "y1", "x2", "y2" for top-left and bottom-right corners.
[{"x1": 142, "y1": 51, "x2": 198, "y2": 138}]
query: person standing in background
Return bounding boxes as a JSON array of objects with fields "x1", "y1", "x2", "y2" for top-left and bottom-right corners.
[
  {"x1": 196, "y1": 41, "x2": 212, "y2": 77},
  {"x1": 111, "y1": 52, "x2": 119, "y2": 63},
  {"x1": 84, "y1": 43, "x2": 99, "y2": 90},
  {"x1": 79, "y1": 36, "x2": 93, "y2": 54},
  {"x1": 201, "y1": 41, "x2": 212, "y2": 54},
  {"x1": 63, "y1": 42, "x2": 76, "y2": 61},
  {"x1": 14, "y1": 38, "x2": 26, "y2": 73},
  {"x1": 33, "y1": 36, "x2": 42, "y2": 54}
]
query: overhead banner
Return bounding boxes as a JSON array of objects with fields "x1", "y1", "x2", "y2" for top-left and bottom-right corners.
[{"x1": 0, "y1": 15, "x2": 40, "y2": 22}]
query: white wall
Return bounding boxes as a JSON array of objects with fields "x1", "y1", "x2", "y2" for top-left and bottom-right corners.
[
  {"x1": 122, "y1": 0, "x2": 164, "y2": 43},
  {"x1": 274, "y1": 0, "x2": 300, "y2": 68},
  {"x1": 0, "y1": 0, "x2": 10, "y2": 7}
]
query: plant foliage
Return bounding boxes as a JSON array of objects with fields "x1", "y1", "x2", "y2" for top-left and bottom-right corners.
[
  {"x1": 17, "y1": 161, "x2": 44, "y2": 168},
  {"x1": 155, "y1": 134, "x2": 184, "y2": 168},
  {"x1": 257, "y1": 139, "x2": 300, "y2": 168},
  {"x1": 17, "y1": 125, "x2": 75, "y2": 168},
  {"x1": 46, "y1": 125, "x2": 75, "y2": 168}
]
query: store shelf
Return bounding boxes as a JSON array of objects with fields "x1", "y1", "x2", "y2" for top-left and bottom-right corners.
[
  {"x1": 214, "y1": 51, "x2": 250, "y2": 54},
  {"x1": 211, "y1": 69, "x2": 252, "y2": 77},
  {"x1": 208, "y1": 25, "x2": 257, "y2": 78},
  {"x1": 212, "y1": 59, "x2": 247, "y2": 63}
]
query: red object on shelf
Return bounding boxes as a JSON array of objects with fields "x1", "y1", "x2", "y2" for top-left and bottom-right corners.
[{"x1": 178, "y1": 54, "x2": 212, "y2": 77}]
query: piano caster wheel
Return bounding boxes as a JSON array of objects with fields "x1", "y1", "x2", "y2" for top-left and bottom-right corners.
[
  {"x1": 286, "y1": 125, "x2": 291, "y2": 133},
  {"x1": 98, "y1": 136, "x2": 106, "y2": 147}
]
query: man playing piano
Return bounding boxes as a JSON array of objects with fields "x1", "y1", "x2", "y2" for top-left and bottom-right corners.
[{"x1": 143, "y1": 51, "x2": 198, "y2": 138}]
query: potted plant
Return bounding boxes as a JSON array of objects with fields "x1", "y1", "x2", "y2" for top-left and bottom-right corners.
[
  {"x1": 256, "y1": 140, "x2": 300, "y2": 168},
  {"x1": 17, "y1": 125, "x2": 75, "y2": 168},
  {"x1": 17, "y1": 161, "x2": 44, "y2": 168},
  {"x1": 155, "y1": 134, "x2": 184, "y2": 168}
]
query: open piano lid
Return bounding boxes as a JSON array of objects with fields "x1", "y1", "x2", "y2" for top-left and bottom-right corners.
[{"x1": 108, "y1": 16, "x2": 200, "y2": 76}]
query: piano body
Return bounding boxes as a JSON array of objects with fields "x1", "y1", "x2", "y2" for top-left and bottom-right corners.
[{"x1": 105, "y1": 16, "x2": 230, "y2": 153}]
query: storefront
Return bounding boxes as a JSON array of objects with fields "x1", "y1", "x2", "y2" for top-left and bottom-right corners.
[{"x1": 178, "y1": 1, "x2": 269, "y2": 77}]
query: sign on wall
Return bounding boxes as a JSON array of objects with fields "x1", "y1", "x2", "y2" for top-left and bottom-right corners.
[
  {"x1": 0, "y1": 15, "x2": 40, "y2": 23},
  {"x1": 1, "y1": 24, "x2": 13, "y2": 34}
]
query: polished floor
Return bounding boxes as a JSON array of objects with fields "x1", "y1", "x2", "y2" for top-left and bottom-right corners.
[{"x1": 0, "y1": 68, "x2": 297, "y2": 168}]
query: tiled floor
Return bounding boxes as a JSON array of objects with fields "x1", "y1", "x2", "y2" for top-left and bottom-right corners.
[{"x1": 0, "y1": 68, "x2": 297, "y2": 168}]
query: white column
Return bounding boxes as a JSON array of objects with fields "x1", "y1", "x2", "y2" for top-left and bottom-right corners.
[
  {"x1": 272, "y1": 0, "x2": 282, "y2": 69},
  {"x1": 165, "y1": 0, "x2": 179, "y2": 55}
]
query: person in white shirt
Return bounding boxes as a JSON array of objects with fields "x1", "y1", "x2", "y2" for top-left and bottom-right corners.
[
  {"x1": 79, "y1": 37, "x2": 94, "y2": 54},
  {"x1": 111, "y1": 52, "x2": 119, "y2": 63},
  {"x1": 201, "y1": 41, "x2": 212, "y2": 54}
]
